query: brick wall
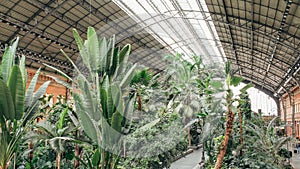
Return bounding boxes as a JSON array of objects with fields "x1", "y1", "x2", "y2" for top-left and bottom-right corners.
[
  {"x1": 280, "y1": 86, "x2": 300, "y2": 138},
  {"x1": 26, "y1": 68, "x2": 69, "y2": 103}
]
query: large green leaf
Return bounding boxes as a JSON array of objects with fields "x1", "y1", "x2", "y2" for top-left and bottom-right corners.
[
  {"x1": 73, "y1": 29, "x2": 90, "y2": 71},
  {"x1": 83, "y1": 81, "x2": 100, "y2": 121},
  {"x1": 24, "y1": 68, "x2": 41, "y2": 110},
  {"x1": 35, "y1": 121, "x2": 56, "y2": 138},
  {"x1": 0, "y1": 80, "x2": 15, "y2": 121},
  {"x1": 111, "y1": 112, "x2": 122, "y2": 133},
  {"x1": 43, "y1": 63, "x2": 72, "y2": 82},
  {"x1": 87, "y1": 27, "x2": 99, "y2": 72},
  {"x1": 109, "y1": 47, "x2": 120, "y2": 78},
  {"x1": 73, "y1": 93, "x2": 99, "y2": 143},
  {"x1": 111, "y1": 84, "x2": 123, "y2": 115},
  {"x1": 57, "y1": 107, "x2": 68, "y2": 130},
  {"x1": 23, "y1": 81, "x2": 50, "y2": 125},
  {"x1": 46, "y1": 75, "x2": 72, "y2": 89},
  {"x1": 117, "y1": 44, "x2": 131, "y2": 75},
  {"x1": 106, "y1": 84, "x2": 114, "y2": 122},
  {"x1": 230, "y1": 76, "x2": 243, "y2": 87},
  {"x1": 100, "y1": 86, "x2": 108, "y2": 119},
  {"x1": 92, "y1": 149, "x2": 100, "y2": 166},
  {"x1": 31, "y1": 81, "x2": 51, "y2": 107},
  {"x1": 120, "y1": 63, "x2": 137, "y2": 89},
  {"x1": 100, "y1": 76, "x2": 111, "y2": 121},
  {"x1": 8, "y1": 66, "x2": 24, "y2": 120},
  {"x1": 1, "y1": 38, "x2": 19, "y2": 83},
  {"x1": 122, "y1": 95, "x2": 135, "y2": 127},
  {"x1": 210, "y1": 81, "x2": 223, "y2": 90},
  {"x1": 240, "y1": 83, "x2": 254, "y2": 93},
  {"x1": 60, "y1": 49, "x2": 81, "y2": 74},
  {"x1": 98, "y1": 37, "x2": 107, "y2": 75},
  {"x1": 19, "y1": 55, "x2": 27, "y2": 90},
  {"x1": 106, "y1": 36, "x2": 114, "y2": 72}
]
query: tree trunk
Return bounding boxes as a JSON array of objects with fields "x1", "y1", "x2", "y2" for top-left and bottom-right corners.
[
  {"x1": 123, "y1": 141, "x2": 126, "y2": 158},
  {"x1": 28, "y1": 141, "x2": 34, "y2": 164},
  {"x1": 201, "y1": 118, "x2": 205, "y2": 163},
  {"x1": 0, "y1": 164, "x2": 7, "y2": 169},
  {"x1": 239, "y1": 108, "x2": 243, "y2": 156},
  {"x1": 56, "y1": 152, "x2": 61, "y2": 169},
  {"x1": 137, "y1": 92, "x2": 142, "y2": 119},
  {"x1": 214, "y1": 108, "x2": 235, "y2": 169},
  {"x1": 74, "y1": 145, "x2": 80, "y2": 168}
]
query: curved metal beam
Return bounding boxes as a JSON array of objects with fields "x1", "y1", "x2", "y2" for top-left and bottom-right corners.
[
  {"x1": 221, "y1": 0, "x2": 241, "y2": 75},
  {"x1": 207, "y1": 13, "x2": 300, "y2": 54},
  {"x1": 262, "y1": 0, "x2": 293, "y2": 89},
  {"x1": 221, "y1": 40, "x2": 291, "y2": 69},
  {"x1": 276, "y1": 53, "x2": 300, "y2": 94},
  {"x1": 5, "y1": 0, "x2": 57, "y2": 44},
  {"x1": 208, "y1": 10, "x2": 300, "y2": 44},
  {"x1": 227, "y1": 58, "x2": 284, "y2": 83}
]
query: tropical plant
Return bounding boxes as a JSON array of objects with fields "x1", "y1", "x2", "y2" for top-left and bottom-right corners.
[
  {"x1": 16, "y1": 95, "x2": 85, "y2": 169},
  {"x1": 46, "y1": 27, "x2": 137, "y2": 169},
  {"x1": 214, "y1": 62, "x2": 252, "y2": 169},
  {"x1": 0, "y1": 37, "x2": 50, "y2": 169},
  {"x1": 130, "y1": 68, "x2": 157, "y2": 117},
  {"x1": 120, "y1": 55, "x2": 225, "y2": 168},
  {"x1": 26, "y1": 106, "x2": 80, "y2": 169},
  {"x1": 228, "y1": 115, "x2": 291, "y2": 169}
]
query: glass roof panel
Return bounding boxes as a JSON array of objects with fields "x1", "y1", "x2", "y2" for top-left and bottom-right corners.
[{"x1": 113, "y1": 0, "x2": 225, "y2": 64}]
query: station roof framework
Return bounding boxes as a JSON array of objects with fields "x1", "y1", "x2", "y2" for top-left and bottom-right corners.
[{"x1": 0, "y1": 0, "x2": 300, "y2": 99}]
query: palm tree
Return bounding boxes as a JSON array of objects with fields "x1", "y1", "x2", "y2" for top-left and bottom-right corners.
[{"x1": 214, "y1": 62, "x2": 246, "y2": 169}]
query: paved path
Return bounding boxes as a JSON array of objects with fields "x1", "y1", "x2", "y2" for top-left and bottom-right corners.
[
  {"x1": 170, "y1": 149, "x2": 202, "y2": 169},
  {"x1": 286, "y1": 142, "x2": 300, "y2": 169},
  {"x1": 291, "y1": 151, "x2": 300, "y2": 169},
  {"x1": 170, "y1": 146, "x2": 300, "y2": 169}
]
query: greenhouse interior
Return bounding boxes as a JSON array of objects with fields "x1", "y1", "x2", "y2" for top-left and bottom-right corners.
[{"x1": 0, "y1": 0, "x2": 300, "y2": 169}]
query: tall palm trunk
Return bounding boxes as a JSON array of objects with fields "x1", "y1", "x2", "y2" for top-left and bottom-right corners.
[
  {"x1": 56, "y1": 152, "x2": 61, "y2": 169},
  {"x1": 214, "y1": 97, "x2": 235, "y2": 169},
  {"x1": 74, "y1": 145, "x2": 80, "y2": 168},
  {"x1": 137, "y1": 89, "x2": 142, "y2": 119},
  {"x1": 238, "y1": 108, "x2": 243, "y2": 156},
  {"x1": 200, "y1": 116, "x2": 206, "y2": 164}
]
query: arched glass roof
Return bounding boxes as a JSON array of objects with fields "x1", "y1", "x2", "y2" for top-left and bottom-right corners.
[{"x1": 0, "y1": 0, "x2": 300, "y2": 100}]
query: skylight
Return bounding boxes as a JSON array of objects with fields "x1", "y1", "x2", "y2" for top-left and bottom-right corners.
[{"x1": 113, "y1": 0, "x2": 226, "y2": 64}]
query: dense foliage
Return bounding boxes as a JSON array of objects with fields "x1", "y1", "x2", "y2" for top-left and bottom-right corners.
[{"x1": 0, "y1": 27, "x2": 292, "y2": 169}]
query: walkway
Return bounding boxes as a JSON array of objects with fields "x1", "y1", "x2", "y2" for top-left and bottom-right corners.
[
  {"x1": 170, "y1": 147, "x2": 300, "y2": 169},
  {"x1": 286, "y1": 142, "x2": 300, "y2": 169},
  {"x1": 170, "y1": 149, "x2": 202, "y2": 169},
  {"x1": 291, "y1": 150, "x2": 300, "y2": 169}
]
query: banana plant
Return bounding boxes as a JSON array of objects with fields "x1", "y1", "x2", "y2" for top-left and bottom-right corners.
[
  {"x1": 0, "y1": 38, "x2": 50, "y2": 169},
  {"x1": 47, "y1": 27, "x2": 136, "y2": 169}
]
